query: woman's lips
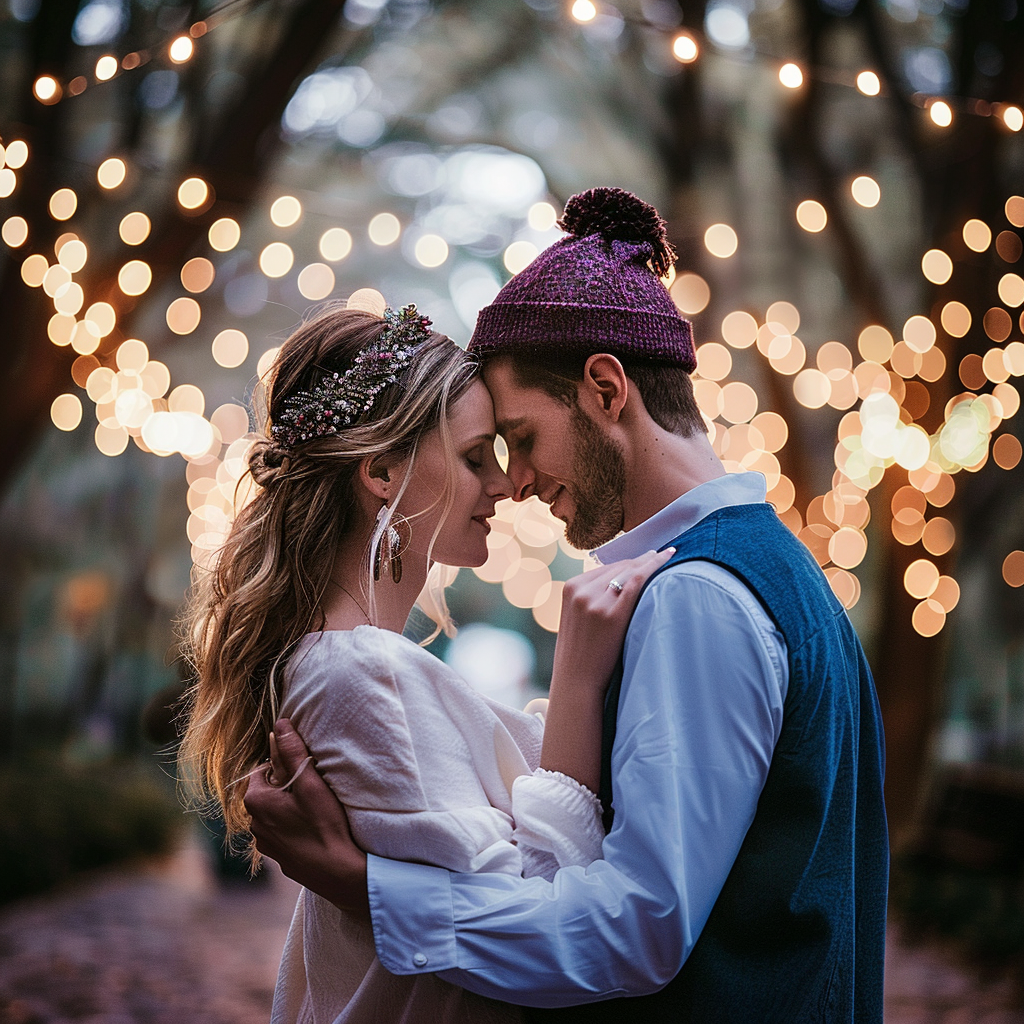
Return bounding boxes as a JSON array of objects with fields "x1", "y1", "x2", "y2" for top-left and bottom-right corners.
[{"x1": 472, "y1": 515, "x2": 491, "y2": 533}]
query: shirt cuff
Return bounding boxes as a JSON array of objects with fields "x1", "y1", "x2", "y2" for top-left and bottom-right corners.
[{"x1": 367, "y1": 853, "x2": 458, "y2": 975}]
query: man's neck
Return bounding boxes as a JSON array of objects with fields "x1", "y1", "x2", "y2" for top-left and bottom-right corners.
[{"x1": 621, "y1": 426, "x2": 726, "y2": 533}]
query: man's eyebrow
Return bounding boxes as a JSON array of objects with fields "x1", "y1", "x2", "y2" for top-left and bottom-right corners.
[{"x1": 496, "y1": 416, "x2": 528, "y2": 435}]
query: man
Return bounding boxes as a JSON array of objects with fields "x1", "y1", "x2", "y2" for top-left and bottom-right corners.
[{"x1": 246, "y1": 187, "x2": 888, "y2": 1021}]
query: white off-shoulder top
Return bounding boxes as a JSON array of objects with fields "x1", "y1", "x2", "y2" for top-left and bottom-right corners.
[{"x1": 270, "y1": 626, "x2": 605, "y2": 1024}]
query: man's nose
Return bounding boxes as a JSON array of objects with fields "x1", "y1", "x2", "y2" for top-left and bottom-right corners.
[{"x1": 506, "y1": 454, "x2": 536, "y2": 503}]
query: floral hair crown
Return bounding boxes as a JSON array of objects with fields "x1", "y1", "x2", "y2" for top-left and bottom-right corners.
[{"x1": 271, "y1": 304, "x2": 432, "y2": 447}]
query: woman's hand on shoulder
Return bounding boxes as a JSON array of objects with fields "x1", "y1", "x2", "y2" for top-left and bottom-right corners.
[{"x1": 554, "y1": 547, "x2": 675, "y2": 696}]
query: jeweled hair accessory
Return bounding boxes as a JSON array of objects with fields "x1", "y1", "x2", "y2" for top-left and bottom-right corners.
[{"x1": 271, "y1": 304, "x2": 432, "y2": 447}]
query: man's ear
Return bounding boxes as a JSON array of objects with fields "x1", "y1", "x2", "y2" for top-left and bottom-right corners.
[
  {"x1": 358, "y1": 457, "x2": 393, "y2": 502},
  {"x1": 581, "y1": 353, "x2": 628, "y2": 422}
]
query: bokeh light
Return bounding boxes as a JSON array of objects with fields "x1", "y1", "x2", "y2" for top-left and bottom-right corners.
[
  {"x1": 320, "y1": 227, "x2": 353, "y2": 262},
  {"x1": 118, "y1": 259, "x2": 152, "y2": 296},
  {"x1": 672, "y1": 33, "x2": 698, "y2": 63},
  {"x1": 962, "y1": 219, "x2": 991, "y2": 252},
  {"x1": 208, "y1": 218, "x2": 240, "y2": 252},
  {"x1": 704, "y1": 223, "x2": 738, "y2": 258},
  {"x1": 504, "y1": 241, "x2": 539, "y2": 274},
  {"x1": 722, "y1": 310, "x2": 758, "y2": 349},
  {"x1": 851, "y1": 175, "x2": 880, "y2": 208},
  {"x1": 796, "y1": 200, "x2": 827, "y2": 233},
  {"x1": 166, "y1": 297, "x2": 202, "y2": 334},
  {"x1": 856, "y1": 71, "x2": 880, "y2": 96},
  {"x1": 571, "y1": 0, "x2": 596, "y2": 21},
  {"x1": 297, "y1": 263, "x2": 335, "y2": 300},
  {"x1": 1003, "y1": 551, "x2": 1024, "y2": 588},
  {"x1": 671, "y1": 272, "x2": 710, "y2": 315},
  {"x1": 998, "y1": 273, "x2": 1024, "y2": 307},
  {"x1": 928, "y1": 100, "x2": 952, "y2": 127},
  {"x1": 49, "y1": 188, "x2": 77, "y2": 221},
  {"x1": 368, "y1": 212, "x2": 401, "y2": 245},
  {"x1": 414, "y1": 234, "x2": 449, "y2": 268},
  {"x1": 778, "y1": 63, "x2": 803, "y2": 89},
  {"x1": 259, "y1": 242, "x2": 294, "y2": 278},
  {"x1": 169, "y1": 35, "x2": 194, "y2": 63},
  {"x1": 1, "y1": 216, "x2": 28, "y2": 247},
  {"x1": 528, "y1": 202, "x2": 558, "y2": 230},
  {"x1": 921, "y1": 249, "x2": 952, "y2": 285},
  {"x1": 347, "y1": 288, "x2": 386, "y2": 316},
  {"x1": 270, "y1": 196, "x2": 302, "y2": 227},
  {"x1": 177, "y1": 177, "x2": 209, "y2": 210},
  {"x1": 50, "y1": 394, "x2": 82, "y2": 431},
  {"x1": 97, "y1": 157, "x2": 126, "y2": 189},
  {"x1": 997, "y1": 231, "x2": 1023, "y2": 263},
  {"x1": 181, "y1": 257, "x2": 215, "y2": 293},
  {"x1": 119, "y1": 212, "x2": 151, "y2": 245},
  {"x1": 993, "y1": 433, "x2": 1022, "y2": 470},
  {"x1": 212, "y1": 329, "x2": 249, "y2": 368}
]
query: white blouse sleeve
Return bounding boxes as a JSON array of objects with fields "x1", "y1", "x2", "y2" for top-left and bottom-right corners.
[{"x1": 507, "y1": 699, "x2": 605, "y2": 880}]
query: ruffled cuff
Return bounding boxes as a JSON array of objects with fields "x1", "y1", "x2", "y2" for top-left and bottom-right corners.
[{"x1": 511, "y1": 768, "x2": 605, "y2": 881}]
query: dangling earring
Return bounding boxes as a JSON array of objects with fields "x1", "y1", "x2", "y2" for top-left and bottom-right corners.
[{"x1": 371, "y1": 504, "x2": 405, "y2": 583}]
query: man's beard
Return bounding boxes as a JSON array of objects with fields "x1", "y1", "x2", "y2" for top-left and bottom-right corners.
[{"x1": 563, "y1": 403, "x2": 627, "y2": 549}]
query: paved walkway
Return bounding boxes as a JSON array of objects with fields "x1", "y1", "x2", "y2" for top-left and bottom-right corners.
[{"x1": 0, "y1": 833, "x2": 1021, "y2": 1022}]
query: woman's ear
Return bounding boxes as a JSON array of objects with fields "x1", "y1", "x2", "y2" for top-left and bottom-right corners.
[{"x1": 358, "y1": 457, "x2": 393, "y2": 502}]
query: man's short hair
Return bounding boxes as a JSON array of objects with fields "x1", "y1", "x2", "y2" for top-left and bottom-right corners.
[{"x1": 488, "y1": 351, "x2": 705, "y2": 439}]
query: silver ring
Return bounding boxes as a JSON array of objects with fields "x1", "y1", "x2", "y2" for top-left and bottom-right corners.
[{"x1": 608, "y1": 579, "x2": 624, "y2": 594}]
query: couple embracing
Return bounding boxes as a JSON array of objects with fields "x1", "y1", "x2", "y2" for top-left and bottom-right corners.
[{"x1": 180, "y1": 188, "x2": 888, "y2": 1023}]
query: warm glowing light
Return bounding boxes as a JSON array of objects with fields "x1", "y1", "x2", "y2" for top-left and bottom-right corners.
[
  {"x1": 257, "y1": 347, "x2": 280, "y2": 381},
  {"x1": 1003, "y1": 550, "x2": 1024, "y2": 588},
  {"x1": 115, "y1": 338, "x2": 148, "y2": 371},
  {"x1": 181, "y1": 257, "x2": 215, "y2": 293},
  {"x1": 119, "y1": 211, "x2": 151, "y2": 245},
  {"x1": 50, "y1": 394, "x2": 82, "y2": 431},
  {"x1": 796, "y1": 200, "x2": 827, "y2": 233},
  {"x1": 5, "y1": 140, "x2": 28, "y2": 168},
  {"x1": 905, "y1": 558, "x2": 940, "y2": 599},
  {"x1": 259, "y1": 242, "x2": 294, "y2": 278},
  {"x1": 297, "y1": 263, "x2": 335, "y2": 300},
  {"x1": 57, "y1": 239, "x2": 87, "y2": 273},
  {"x1": 528, "y1": 202, "x2": 558, "y2": 231},
  {"x1": 177, "y1": 176, "x2": 209, "y2": 210},
  {"x1": 672, "y1": 32, "x2": 698, "y2": 63},
  {"x1": 34, "y1": 76, "x2": 60, "y2": 103},
  {"x1": 793, "y1": 368, "x2": 831, "y2": 408},
  {"x1": 856, "y1": 71, "x2": 880, "y2": 96},
  {"x1": 97, "y1": 157, "x2": 126, "y2": 189},
  {"x1": 940, "y1": 301, "x2": 971, "y2": 338},
  {"x1": 368, "y1": 212, "x2": 401, "y2": 246},
  {"x1": 212, "y1": 329, "x2": 249, "y2": 368},
  {"x1": 751, "y1": 412, "x2": 788, "y2": 453},
  {"x1": 721, "y1": 310, "x2": 758, "y2": 349},
  {"x1": 49, "y1": 188, "x2": 77, "y2": 221},
  {"x1": 932, "y1": 576, "x2": 960, "y2": 612},
  {"x1": 912, "y1": 599, "x2": 945, "y2": 637},
  {"x1": 704, "y1": 223, "x2": 738, "y2": 259},
  {"x1": 21, "y1": 254, "x2": 48, "y2": 287},
  {"x1": 48, "y1": 313, "x2": 75, "y2": 345},
  {"x1": 169, "y1": 384, "x2": 205, "y2": 416},
  {"x1": 347, "y1": 288, "x2": 386, "y2": 316},
  {"x1": 169, "y1": 35, "x2": 194, "y2": 63},
  {"x1": 857, "y1": 325, "x2": 893, "y2": 364},
  {"x1": 778, "y1": 63, "x2": 803, "y2": 89},
  {"x1": 211, "y1": 404, "x2": 250, "y2": 444},
  {"x1": 270, "y1": 195, "x2": 302, "y2": 228},
  {"x1": 2, "y1": 216, "x2": 28, "y2": 248},
  {"x1": 903, "y1": 315, "x2": 936, "y2": 354},
  {"x1": 1001, "y1": 106, "x2": 1023, "y2": 132},
  {"x1": 921, "y1": 249, "x2": 952, "y2": 285},
  {"x1": 166, "y1": 297, "x2": 201, "y2": 334},
  {"x1": 415, "y1": 234, "x2": 449, "y2": 268},
  {"x1": 504, "y1": 240, "x2": 539, "y2": 274},
  {"x1": 829, "y1": 527, "x2": 867, "y2": 569},
  {"x1": 921, "y1": 517, "x2": 955, "y2": 556},
  {"x1": 95, "y1": 55, "x2": 118, "y2": 80},
  {"x1": 996, "y1": 230, "x2": 1022, "y2": 263},
  {"x1": 695, "y1": 343, "x2": 732, "y2": 382},
  {"x1": 983, "y1": 307, "x2": 1012, "y2": 342},
  {"x1": 118, "y1": 259, "x2": 152, "y2": 296},
  {"x1": 95, "y1": 423, "x2": 129, "y2": 457},
  {"x1": 671, "y1": 272, "x2": 710, "y2": 315},
  {"x1": 0, "y1": 169, "x2": 15, "y2": 199},
  {"x1": 720, "y1": 381, "x2": 758, "y2": 424},
  {"x1": 208, "y1": 217, "x2": 240, "y2": 252},
  {"x1": 993, "y1": 433, "x2": 1022, "y2": 470},
  {"x1": 571, "y1": 0, "x2": 597, "y2": 22},
  {"x1": 851, "y1": 175, "x2": 880, "y2": 208},
  {"x1": 998, "y1": 273, "x2": 1024, "y2": 308},
  {"x1": 54, "y1": 282, "x2": 84, "y2": 316},
  {"x1": 928, "y1": 100, "x2": 952, "y2": 127},
  {"x1": 1006, "y1": 197, "x2": 1024, "y2": 229},
  {"x1": 320, "y1": 227, "x2": 353, "y2": 262},
  {"x1": 140, "y1": 360, "x2": 170, "y2": 399},
  {"x1": 963, "y1": 219, "x2": 991, "y2": 252}
]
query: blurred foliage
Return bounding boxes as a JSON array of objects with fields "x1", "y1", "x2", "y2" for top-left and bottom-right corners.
[{"x1": 0, "y1": 755, "x2": 183, "y2": 904}]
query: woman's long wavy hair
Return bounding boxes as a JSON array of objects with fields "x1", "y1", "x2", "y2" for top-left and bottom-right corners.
[{"x1": 178, "y1": 306, "x2": 478, "y2": 855}]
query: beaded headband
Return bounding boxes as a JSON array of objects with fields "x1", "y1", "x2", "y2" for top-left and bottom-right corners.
[{"x1": 271, "y1": 304, "x2": 432, "y2": 447}]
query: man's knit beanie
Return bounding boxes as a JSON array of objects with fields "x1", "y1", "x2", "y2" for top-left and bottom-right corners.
[{"x1": 468, "y1": 187, "x2": 695, "y2": 372}]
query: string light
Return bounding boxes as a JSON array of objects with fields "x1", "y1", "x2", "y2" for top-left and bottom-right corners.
[
  {"x1": 928, "y1": 100, "x2": 953, "y2": 127},
  {"x1": 672, "y1": 34, "x2": 698, "y2": 64},
  {"x1": 169, "y1": 36, "x2": 194, "y2": 63},
  {"x1": 571, "y1": 0, "x2": 597, "y2": 22},
  {"x1": 856, "y1": 71, "x2": 880, "y2": 96},
  {"x1": 778, "y1": 63, "x2": 803, "y2": 90}
]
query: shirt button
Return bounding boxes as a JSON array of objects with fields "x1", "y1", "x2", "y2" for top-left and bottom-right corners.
[{"x1": 412, "y1": 952, "x2": 428, "y2": 967}]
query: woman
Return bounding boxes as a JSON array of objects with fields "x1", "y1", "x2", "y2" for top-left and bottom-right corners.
[{"x1": 179, "y1": 304, "x2": 668, "y2": 1023}]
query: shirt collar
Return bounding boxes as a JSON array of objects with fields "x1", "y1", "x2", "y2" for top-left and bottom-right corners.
[{"x1": 592, "y1": 471, "x2": 768, "y2": 565}]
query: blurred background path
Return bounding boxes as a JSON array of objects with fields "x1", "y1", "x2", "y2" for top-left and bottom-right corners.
[{"x1": 0, "y1": 833, "x2": 1021, "y2": 1024}]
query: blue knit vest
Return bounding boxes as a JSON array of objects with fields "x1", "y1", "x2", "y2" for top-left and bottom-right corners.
[{"x1": 527, "y1": 503, "x2": 888, "y2": 1023}]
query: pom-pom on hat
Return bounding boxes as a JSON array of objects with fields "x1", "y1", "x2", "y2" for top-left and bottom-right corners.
[{"x1": 469, "y1": 187, "x2": 695, "y2": 372}]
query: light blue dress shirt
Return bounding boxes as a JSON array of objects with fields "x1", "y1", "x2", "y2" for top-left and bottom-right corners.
[{"x1": 366, "y1": 472, "x2": 789, "y2": 1007}]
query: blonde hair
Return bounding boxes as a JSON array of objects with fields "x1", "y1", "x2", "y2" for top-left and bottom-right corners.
[{"x1": 178, "y1": 306, "x2": 477, "y2": 857}]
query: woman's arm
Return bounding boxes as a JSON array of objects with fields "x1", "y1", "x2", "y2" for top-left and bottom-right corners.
[{"x1": 539, "y1": 548, "x2": 674, "y2": 791}]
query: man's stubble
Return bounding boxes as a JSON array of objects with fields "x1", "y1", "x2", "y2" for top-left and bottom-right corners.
[{"x1": 564, "y1": 403, "x2": 628, "y2": 550}]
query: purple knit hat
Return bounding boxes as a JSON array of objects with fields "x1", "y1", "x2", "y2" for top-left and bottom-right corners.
[{"x1": 469, "y1": 187, "x2": 695, "y2": 372}]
